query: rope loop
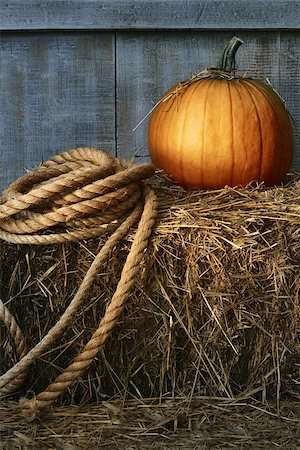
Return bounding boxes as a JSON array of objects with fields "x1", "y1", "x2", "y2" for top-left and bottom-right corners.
[{"x1": 0, "y1": 148, "x2": 157, "y2": 420}]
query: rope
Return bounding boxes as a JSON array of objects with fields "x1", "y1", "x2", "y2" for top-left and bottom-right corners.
[
  {"x1": 0, "y1": 148, "x2": 157, "y2": 420},
  {"x1": 0, "y1": 299, "x2": 29, "y2": 395}
]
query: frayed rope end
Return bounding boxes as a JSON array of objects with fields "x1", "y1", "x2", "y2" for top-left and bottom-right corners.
[{"x1": 19, "y1": 396, "x2": 44, "y2": 422}]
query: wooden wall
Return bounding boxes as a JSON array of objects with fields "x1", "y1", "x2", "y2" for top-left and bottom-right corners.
[{"x1": 0, "y1": 1, "x2": 299, "y2": 189}]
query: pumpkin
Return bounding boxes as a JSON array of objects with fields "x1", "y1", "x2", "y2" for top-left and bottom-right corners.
[{"x1": 148, "y1": 37, "x2": 294, "y2": 189}]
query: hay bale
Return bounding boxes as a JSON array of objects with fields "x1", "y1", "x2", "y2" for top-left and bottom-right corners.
[{"x1": 0, "y1": 174, "x2": 299, "y2": 405}]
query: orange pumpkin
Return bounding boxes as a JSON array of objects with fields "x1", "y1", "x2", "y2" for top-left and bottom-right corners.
[{"x1": 148, "y1": 37, "x2": 294, "y2": 189}]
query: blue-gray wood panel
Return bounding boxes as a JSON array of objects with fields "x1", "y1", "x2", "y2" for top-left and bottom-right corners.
[
  {"x1": 1, "y1": 1, "x2": 300, "y2": 189},
  {"x1": 0, "y1": 32, "x2": 115, "y2": 189},
  {"x1": 0, "y1": 0, "x2": 299, "y2": 30},
  {"x1": 279, "y1": 32, "x2": 300, "y2": 168}
]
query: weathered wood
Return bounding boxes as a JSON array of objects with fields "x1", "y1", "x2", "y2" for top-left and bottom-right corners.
[
  {"x1": 0, "y1": 0, "x2": 299, "y2": 31},
  {"x1": 235, "y1": 32, "x2": 280, "y2": 88},
  {"x1": 279, "y1": 33, "x2": 300, "y2": 168},
  {"x1": 0, "y1": 32, "x2": 115, "y2": 189},
  {"x1": 0, "y1": 1, "x2": 299, "y2": 187}
]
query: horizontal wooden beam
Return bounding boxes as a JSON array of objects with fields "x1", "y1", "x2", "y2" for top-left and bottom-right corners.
[{"x1": 0, "y1": 0, "x2": 299, "y2": 31}]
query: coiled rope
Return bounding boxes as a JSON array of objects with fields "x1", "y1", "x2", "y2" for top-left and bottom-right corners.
[{"x1": 0, "y1": 147, "x2": 158, "y2": 421}]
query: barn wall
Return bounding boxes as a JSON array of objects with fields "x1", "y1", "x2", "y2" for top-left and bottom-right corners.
[{"x1": 0, "y1": 1, "x2": 299, "y2": 189}]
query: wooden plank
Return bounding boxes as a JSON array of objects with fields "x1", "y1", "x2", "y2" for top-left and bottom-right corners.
[
  {"x1": 279, "y1": 32, "x2": 300, "y2": 168},
  {"x1": 0, "y1": 0, "x2": 299, "y2": 31},
  {"x1": 235, "y1": 31, "x2": 281, "y2": 90},
  {"x1": 0, "y1": 32, "x2": 115, "y2": 190},
  {"x1": 116, "y1": 31, "x2": 232, "y2": 161}
]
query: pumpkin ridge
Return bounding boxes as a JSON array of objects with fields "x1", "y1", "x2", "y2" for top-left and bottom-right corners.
[
  {"x1": 199, "y1": 79, "x2": 215, "y2": 188},
  {"x1": 246, "y1": 81, "x2": 283, "y2": 183},
  {"x1": 165, "y1": 86, "x2": 184, "y2": 180},
  {"x1": 178, "y1": 80, "x2": 202, "y2": 186},
  {"x1": 240, "y1": 81, "x2": 264, "y2": 182},
  {"x1": 151, "y1": 97, "x2": 162, "y2": 166},
  {"x1": 152, "y1": 87, "x2": 180, "y2": 172},
  {"x1": 234, "y1": 81, "x2": 248, "y2": 186},
  {"x1": 243, "y1": 79, "x2": 294, "y2": 183},
  {"x1": 227, "y1": 81, "x2": 235, "y2": 187}
]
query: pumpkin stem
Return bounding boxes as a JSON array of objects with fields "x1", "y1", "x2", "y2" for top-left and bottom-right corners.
[{"x1": 216, "y1": 36, "x2": 244, "y2": 72}]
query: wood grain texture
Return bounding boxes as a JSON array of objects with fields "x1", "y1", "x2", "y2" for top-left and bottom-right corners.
[
  {"x1": 0, "y1": 1, "x2": 299, "y2": 31},
  {"x1": 279, "y1": 32, "x2": 300, "y2": 168},
  {"x1": 0, "y1": 32, "x2": 115, "y2": 189},
  {"x1": 235, "y1": 32, "x2": 280, "y2": 89}
]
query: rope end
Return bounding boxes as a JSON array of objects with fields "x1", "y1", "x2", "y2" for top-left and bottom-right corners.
[{"x1": 19, "y1": 396, "x2": 44, "y2": 422}]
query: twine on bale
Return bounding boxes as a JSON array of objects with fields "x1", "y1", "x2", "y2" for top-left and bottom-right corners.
[{"x1": 0, "y1": 147, "x2": 158, "y2": 421}]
